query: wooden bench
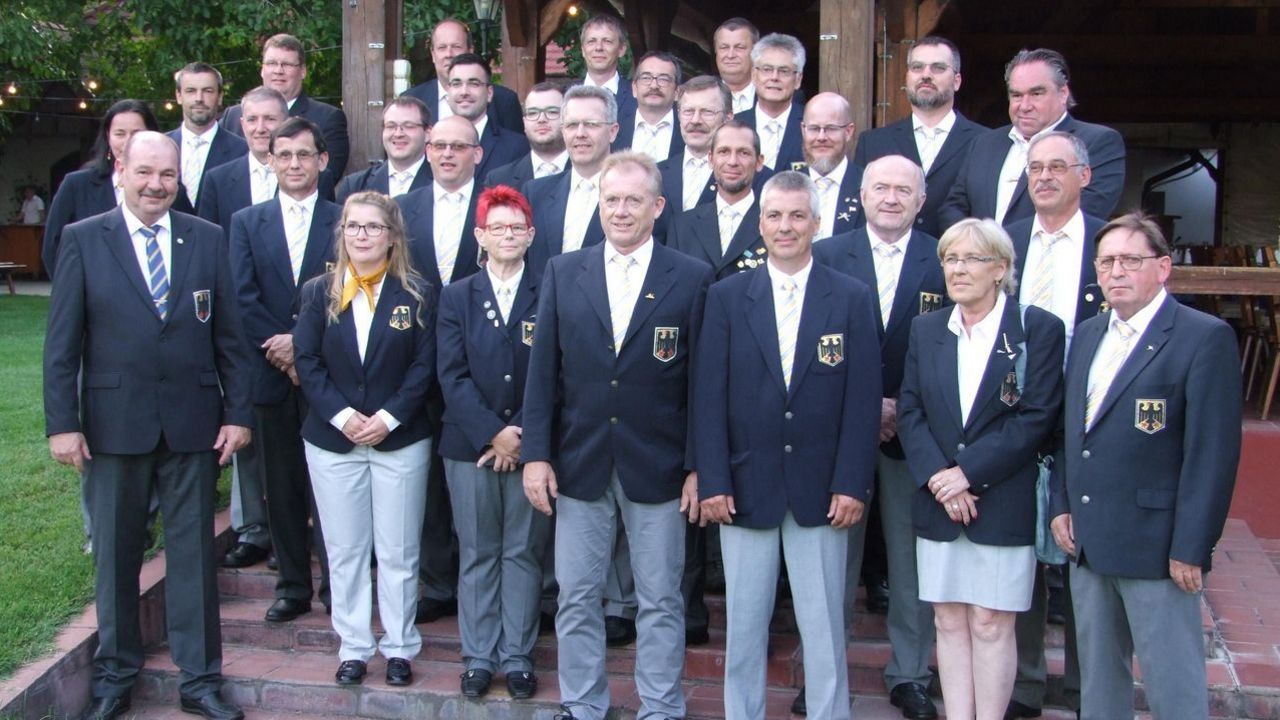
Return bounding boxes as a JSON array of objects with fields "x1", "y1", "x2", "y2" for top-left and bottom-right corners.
[{"x1": 0, "y1": 262, "x2": 27, "y2": 295}]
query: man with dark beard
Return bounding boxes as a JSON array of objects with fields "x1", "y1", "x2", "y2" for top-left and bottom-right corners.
[
  {"x1": 853, "y1": 37, "x2": 985, "y2": 238},
  {"x1": 796, "y1": 93, "x2": 863, "y2": 241}
]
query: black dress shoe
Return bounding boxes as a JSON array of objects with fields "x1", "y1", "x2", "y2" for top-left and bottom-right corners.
[
  {"x1": 865, "y1": 577, "x2": 891, "y2": 615},
  {"x1": 506, "y1": 670, "x2": 537, "y2": 699},
  {"x1": 386, "y1": 657, "x2": 412, "y2": 686},
  {"x1": 221, "y1": 542, "x2": 269, "y2": 569},
  {"x1": 414, "y1": 597, "x2": 457, "y2": 624},
  {"x1": 605, "y1": 616, "x2": 636, "y2": 647},
  {"x1": 1003, "y1": 700, "x2": 1042, "y2": 719},
  {"x1": 790, "y1": 686, "x2": 806, "y2": 715},
  {"x1": 890, "y1": 682, "x2": 938, "y2": 719},
  {"x1": 179, "y1": 691, "x2": 244, "y2": 720},
  {"x1": 335, "y1": 659, "x2": 367, "y2": 685},
  {"x1": 264, "y1": 597, "x2": 311, "y2": 622},
  {"x1": 81, "y1": 694, "x2": 131, "y2": 720},
  {"x1": 460, "y1": 668, "x2": 492, "y2": 697},
  {"x1": 686, "y1": 626, "x2": 710, "y2": 645}
]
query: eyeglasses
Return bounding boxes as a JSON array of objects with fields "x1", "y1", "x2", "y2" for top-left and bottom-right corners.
[
  {"x1": 446, "y1": 78, "x2": 490, "y2": 90},
  {"x1": 272, "y1": 150, "x2": 319, "y2": 162},
  {"x1": 483, "y1": 223, "x2": 531, "y2": 237},
  {"x1": 802, "y1": 123, "x2": 853, "y2": 137},
  {"x1": 635, "y1": 72, "x2": 676, "y2": 86},
  {"x1": 263, "y1": 60, "x2": 301, "y2": 70},
  {"x1": 563, "y1": 120, "x2": 610, "y2": 132},
  {"x1": 942, "y1": 255, "x2": 996, "y2": 269},
  {"x1": 1027, "y1": 161, "x2": 1085, "y2": 176},
  {"x1": 524, "y1": 106, "x2": 562, "y2": 120},
  {"x1": 342, "y1": 222, "x2": 388, "y2": 237},
  {"x1": 1095, "y1": 255, "x2": 1159, "y2": 273},
  {"x1": 678, "y1": 107, "x2": 724, "y2": 120},
  {"x1": 907, "y1": 62, "x2": 952, "y2": 74},
  {"x1": 755, "y1": 64, "x2": 797, "y2": 78},
  {"x1": 382, "y1": 121, "x2": 425, "y2": 133},
  {"x1": 428, "y1": 140, "x2": 477, "y2": 153}
]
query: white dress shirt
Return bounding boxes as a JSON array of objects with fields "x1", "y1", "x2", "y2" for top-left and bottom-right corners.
[
  {"x1": 330, "y1": 273, "x2": 401, "y2": 432},
  {"x1": 1086, "y1": 288, "x2": 1167, "y2": 405},
  {"x1": 180, "y1": 124, "x2": 219, "y2": 204},
  {"x1": 583, "y1": 72, "x2": 621, "y2": 95},
  {"x1": 248, "y1": 154, "x2": 278, "y2": 205},
  {"x1": 561, "y1": 168, "x2": 600, "y2": 253},
  {"x1": 604, "y1": 238, "x2": 654, "y2": 348},
  {"x1": 755, "y1": 102, "x2": 793, "y2": 170},
  {"x1": 681, "y1": 152, "x2": 713, "y2": 211},
  {"x1": 632, "y1": 108, "x2": 676, "y2": 162},
  {"x1": 1019, "y1": 210, "x2": 1086, "y2": 350},
  {"x1": 436, "y1": 83, "x2": 454, "y2": 121},
  {"x1": 715, "y1": 190, "x2": 755, "y2": 255},
  {"x1": 731, "y1": 83, "x2": 757, "y2": 115},
  {"x1": 488, "y1": 264, "x2": 525, "y2": 324},
  {"x1": 432, "y1": 180, "x2": 476, "y2": 285},
  {"x1": 948, "y1": 292, "x2": 1007, "y2": 425},
  {"x1": 867, "y1": 226, "x2": 911, "y2": 323},
  {"x1": 995, "y1": 112, "x2": 1067, "y2": 224},
  {"x1": 112, "y1": 171, "x2": 124, "y2": 206},
  {"x1": 123, "y1": 206, "x2": 172, "y2": 281},
  {"x1": 767, "y1": 257, "x2": 813, "y2": 385},
  {"x1": 279, "y1": 191, "x2": 319, "y2": 282},
  {"x1": 810, "y1": 157, "x2": 849, "y2": 240},
  {"x1": 912, "y1": 110, "x2": 956, "y2": 174},
  {"x1": 531, "y1": 150, "x2": 569, "y2": 179},
  {"x1": 388, "y1": 156, "x2": 426, "y2": 198}
]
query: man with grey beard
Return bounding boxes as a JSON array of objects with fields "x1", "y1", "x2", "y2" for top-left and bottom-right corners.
[
  {"x1": 796, "y1": 93, "x2": 864, "y2": 241},
  {"x1": 854, "y1": 36, "x2": 985, "y2": 238}
]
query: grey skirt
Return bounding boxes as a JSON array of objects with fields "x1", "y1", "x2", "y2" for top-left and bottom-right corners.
[{"x1": 916, "y1": 532, "x2": 1036, "y2": 612}]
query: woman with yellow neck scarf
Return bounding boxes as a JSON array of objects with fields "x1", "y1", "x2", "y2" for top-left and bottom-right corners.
[{"x1": 293, "y1": 191, "x2": 437, "y2": 688}]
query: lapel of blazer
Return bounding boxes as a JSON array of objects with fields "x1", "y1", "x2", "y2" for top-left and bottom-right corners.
[
  {"x1": 839, "y1": 230, "x2": 881, "y2": 303},
  {"x1": 832, "y1": 168, "x2": 863, "y2": 235},
  {"x1": 1070, "y1": 317, "x2": 1106, "y2": 432},
  {"x1": 451, "y1": 181, "x2": 482, "y2": 283},
  {"x1": 164, "y1": 213, "x2": 196, "y2": 325},
  {"x1": 891, "y1": 121, "x2": 924, "y2": 165},
  {"x1": 261, "y1": 200, "x2": 297, "y2": 290},
  {"x1": 404, "y1": 190, "x2": 444, "y2": 289},
  {"x1": 576, "y1": 244, "x2": 613, "y2": 337},
  {"x1": 928, "y1": 114, "x2": 976, "y2": 178},
  {"x1": 745, "y1": 268, "x2": 788, "y2": 396},
  {"x1": 89, "y1": 171, "x2": 117, "y2": 213},
  {"x1": 102, "y1": 209, "x2": 160, "y2": 318},
  {"x1": 479, "y1": 123, "x2": 499, "y2": 165},
  {"x1": 688, "y1": 204, "x2": 722, "y2": 266},
  {"x1": 884, "y1": 233, "x2": 931, "y2": 337},
  {"x1": 661, "y1": 156, "x2": 683, "y2": 205},
  {"x1": 934, "y1": 315, "x2": 964, "y2": 431},
  {"x1": 339, "y1": 301, "x2": 365, "y2": 380},
  {"x1": 778, "y1": 103, "x2": 804, "y2": 168},
  {"x1": 788, "y1": 266, "x2": 834, "y2": 399},
  {"x1": 230, "y1": 160, "x2": 252, "y2": 209},
  {"x1": 623, "y1": 244, "x2": 678, "y2": 348},
  {"x1": 362, "y1": 275, "x2": 403, "y2": 368},
  {"x1": 965, "y1": 298, "x2": 1025, "y2": 431},
  {"x1": 1077, "y1": 214, "x2": 1104, "y2": 324},
  {"x1": 719, "y1": 203, "x2": 763, "y2": 274},
  {"x1": 300, "y1": 201, "x2": 338, "y2": 283},
  {"x1": 547, "y1": 172, "x2": 571, "y2": 255},
  {"x1": 1089, "y1": 295, "x2": 1176, "y2": 429},
  {"x1": 371, "y1": 163, "x2": 392, "y2": 195},
  {"x1": 508, "y1": 268, "x2": 539, "y2": 329}
]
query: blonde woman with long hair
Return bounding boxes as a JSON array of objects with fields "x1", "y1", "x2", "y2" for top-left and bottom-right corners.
[{"x1": 293, "y1": 191, "x2": 438, "y2": 687}]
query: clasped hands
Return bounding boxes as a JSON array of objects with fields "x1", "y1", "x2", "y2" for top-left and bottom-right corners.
[
  {"x1": 340, "y1": 412, "x2": 390, "y2": 446},
  {"x1": 928, "y1": 466, "x2": 978, "y2": 525},
  {"x1": 263, "y1": 333, "x2": 299, "y2": 385}
]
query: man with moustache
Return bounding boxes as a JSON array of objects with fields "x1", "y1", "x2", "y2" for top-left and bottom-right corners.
[
  {"x1": 1003, "y1": 130, "x2": 1106, "y2": 720},
  {"x1": 735, "y1": 33, "x2": 806, "y2": 171},
  {"x1": 403, "y1": 18, "x2": 523, "y2": 133},
  {"x1": 658, "y1": 76, "x2": 734, "y2": 215},
  {"x1": 336, "y1": 96, "x2": 433, "y2": 204},
  {"x1": 168, "y1": 62, "x2": 246, "y2": 211},
  {"x1": 522, "y1": 151, "x2": 712, "y2": 720},
  {"x1": 486, "y1": 83, "x2": 569, "y2": 189},
  {"x1": 853, "y1": 37, "x2": 985, "y2": 238},
  {"x1": 444, "y1": 53, "x2": 530, "y2": 183},
  {"x1": 228, "y1": 117, "x2": 339, "y2": 623},
  {"x1": 815, "y1": 155, "x2": 945, "y2": 720},
  {"x1": 45, "y1": 131, "x2": 252, "y2": 720},
  {"x1": 940, "y1": 48, "x2": 1124, "y2": 229},
  {"x1": 714, "y1": 18, "x2": 760, "y2": 114},
  {"x1": 613, "y1": 52, "x2": 684, "y2": 162},
  {"x1": 577, "y1": 14, "x2": 636, "y2": 117},
  {"x1": 798, "y1": 93, "x2": 864, "y2": 240}
]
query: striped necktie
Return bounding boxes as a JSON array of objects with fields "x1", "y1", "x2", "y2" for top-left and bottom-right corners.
[
  {"x1": 777, "y1": 278, "x2": 800, "y2": 387},
  {"x1": 287, "y1": 203, "x2": 308, "y2": 283},
  {"x1": 1027, "y1": 230, "x2": 1064, "y2": 311},
  {"x1": 683, "y1": 156, "x2": 709, "y2": 211},
  {"x1": 140, "y1": 224, "x2": 169, "y2": 320},
  {"x1": 763, "y1": 120, "x2": 782, "y2": 168},
  {"x1": 718, "y1": 206, "x2": 739, "y2": 256},
  {"x1": 1084, "y1": 320, "x2": 1137, "y2": 429},
  {"x1": 436, "y1": 192, "x2": 463, "y2": 284},
  {"x1": 610, "y1": 255, "x2": 638, "y2": 354},
  {"x1": 182, "y1": 136, "x2": 207, "y2": 205},
  {"x1": 874, "y1": 243, "x2": 901, "y2": 326}
]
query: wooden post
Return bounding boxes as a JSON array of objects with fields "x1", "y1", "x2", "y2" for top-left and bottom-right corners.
[
  {"x1": 818, "y1": 0, "x2": 874, "y2": 137},
  {"x1": 342, "y1": 0, "x2": 398, "y2": 172},
  {"x1": 501, "y1": 0, "x2": 539, "y2": 98}
]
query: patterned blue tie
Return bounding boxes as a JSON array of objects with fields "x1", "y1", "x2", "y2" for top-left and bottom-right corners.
[{"x1": 140, "y1": 224, "x2": 168, "y2": 320}]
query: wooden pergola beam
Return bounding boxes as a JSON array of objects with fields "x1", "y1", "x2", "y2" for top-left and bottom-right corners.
[
  {"x1": 342, "y1": 0, "x2": 403, "y2": 173},
  {"x1": 818, "y1": 0, "x2": 874, "y2": 136}
]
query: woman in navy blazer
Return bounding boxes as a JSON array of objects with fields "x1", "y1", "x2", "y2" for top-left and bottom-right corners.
[
  {"x1": 435, "y1": 185, "x2": 548, "y2": 700},
  {"x1": 897, "y1": 218, "x2": 1064, "y2": 720},
  {"x1": 293, "y1": 191, "x2": 437, "y2": 688}
]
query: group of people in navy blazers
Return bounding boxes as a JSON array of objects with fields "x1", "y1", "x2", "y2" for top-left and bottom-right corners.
[{"x1": 42, "y1": 13, "x2": 1243, "y2": 720}]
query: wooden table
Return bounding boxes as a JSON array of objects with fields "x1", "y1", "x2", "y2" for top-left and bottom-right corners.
[
  {"x1": 0, "y1": 224, "x2": 44, "y2": 278},
  {"x1": 1167, "y1": 266, "x2": 1280, "y2": 296}
]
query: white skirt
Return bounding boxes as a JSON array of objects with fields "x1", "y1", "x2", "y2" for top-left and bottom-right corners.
[{"x1": 916, "y1": 532, "x2": 1036, "y2": 612}]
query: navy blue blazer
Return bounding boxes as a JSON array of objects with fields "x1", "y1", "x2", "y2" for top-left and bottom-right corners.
[
  {"x1": 571, "y1": 78, "x2": 637, "y2": 120},
  {"x1": 402, "y1": 79, "x2": 525, "y2": 135},
  {"x1": 852, "y1": 112, "x2": 987, "y2": 238},
  {"x1": 522, "y1": 169, "x2": 606, "y2": 275},
  {"x1": 693, "y1": 264, "x2": 882, "y2": 528},
  {"x1": 167, "y1": 126, "x2": 248, "y2": 211},
  {"x1": 657, "y1": 152, "x2": 717, "y2": 215},
  {"x1": 667, "y1": 198, "x2": 764, "y2": 280},
  {"x1": 227, "y1": 197, "x2": 340, "y2": 405},
  {"x1": 477, "y1": 122, "x2": 531, "y2": 186},
  {"x1": 734, "y1": 102, "x2": 805, "y2": 171},
  {"x1": 293, "y1": 273, "x2": 436, "y2": 453},
  {"x1": 335, "y1": 160, "x2": 433, "y2": 205},
  {"x1": 43, "y1": 207, "x2": 254, "y2": 453},
  {"x1": 1007, "y1": 213, "x2": 1107, "y2": 329},
  {"x1": 436, "y1": 267, "x2": 539, "y2": 461},
  {"x1": 521, "y1": 242, "x2": 714, "y2": 503},
  {"x1": 897, "y1": 299, "x2": 1065, "y2": 545},
  {"x1": 222, "y1": 91, "x2": 350, "y2": 187},
  {"x1": 791, "y1": 162, "x2": 866, "y2": 238},
  {"x1": 484, "y1": 154, "x2": 535, "y2": 189},
  {"x1": 197, "y1": 156, "x2": 256, "y2": 237},
  {"x1": 1049, "y1": 295, "x2": 1241, "y2": 578},
  {"x1": 611, "y1": 110, "x2": 685, "y2": 159},
  {"x1": 396, "y1": 181, "x2": 482, "y2": 289},
  {"x1": 939, "y1": 114, "x2": 1126, "y2": 231}
]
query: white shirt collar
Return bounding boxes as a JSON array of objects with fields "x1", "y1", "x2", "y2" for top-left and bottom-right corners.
[
  {"x1": 181, "y1": 123, "x2": 219, "y2": 146},
  {"x1": 604, "y1": 236, "x2": 655, "y2": 268},
  {"x1": 636, "y1": 107, "x2": 675, "y2": 131},
  {"x1": 1112, "y1": 288, "x2": 1167, "y2": 337},
  {"x1": 584, "y1": 72, "x2": 621, "y2": 94},
  {"x1": 248, "y1": 153, "x2": 272, "y2": 174},
  {"x1": 434, "y1": 178, "x2": 475, "y2": 204},
  {"x1": 389, "y1": 155, "x2": 427, "y2": 178},
  {"x1": 279, "y1": 190, "x2": 319, "y2": 215},
  {"x1": 533, "y1": 150, "x2": 569, "y2": 173},
  {"x1": 758, "y1": 99, "x2": 792, "y2": 124},
  {"x1": 487, "y1": 263, "x2": 525, "y2": 295},
  {"x1": 1031, "y1": 208, "x2": 1086, "y2": 245},
  {"x1": 810, "y1": 156, "x2": 849, "y2": 184},
  {"x1": 122, "y1": 206, "x2": 171, "y2": 237},
  {"x1": 570, "y1": 167, "x2": 600, "y2": 189},
  {"x1": 473, "y1": 114, "x2": 490, "y2": 140},
  {"x1": 716, "y1": 190, "x2": 755, "y2": 217},
  {"x1": 766, "y1": 256, "x2": 813, "y2": 290},
  {"x1": 948, "y1": 291, "x2": 1007, "y2": 340},
  {"x1": 912, "y1": 109, "x2": 956, "y2": 134},
  {"x1": 866, "y1": 225, "x2": 911, "y2": 253}
]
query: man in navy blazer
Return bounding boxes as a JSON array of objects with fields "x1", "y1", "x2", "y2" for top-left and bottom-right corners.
[
  {"x1": 735, "y1": 33, "x2": 806, "y2": 171},
  {"x1": 1049, "y1": 214, "x2": 1241, "y2": 720},
  {"x1": 44, "y1": 132, "x2": 252, "y2": 720},
  {"x1": 939, "y1": 49, "x2": 1124, "y2": 230},
  {"x1": 797, "y1": 92, "x2": 865, "y2": 240},
  {"x1": 696, "y1": 171, "x2": 881, "y2": 720},
  {"x1": 169, "y1": 62, "x2": 247, "y2": 211},
  {"x1": 611, "y1": 52, "x2": 685, "y2": 163},
  {"x1": 401, "y1": 18, "x2": 524, "y2": 135},
  {"x1": 484, "y1": 83, "x2": 569, "y2": 189},
  {"x1": 852, "y1": 37, "x2": 985, "y2": 238},
  {"x1": 335, "y1": 96, "x2": 433, "y2": 205},
  {"x1": 198, "y1": 87, "x2": 288, "y2": 240},
  {"x1": 714, "y1": 18, "x2": 759, "y2": 114},
  {"x1": 575, "y1": 14, "x2": 637, "y2": 118},
  {"x1": 813, "y1": 155, "x2": 945, "y2": 719},
  {"x1": 443, "y1": 54, "x2": 530, "y2": 183},
  {"x1": 522, "y1": 153, "x2": 712, "y2": 720},
  {"x1": 228, "y1": 117, "x2": 338, "y2": 624},
  {"x1": 656, "y1": 76, "x2": 733, "y2": 218}
]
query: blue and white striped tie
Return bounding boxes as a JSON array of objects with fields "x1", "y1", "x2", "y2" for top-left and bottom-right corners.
[{"x1": 140, "y1": 224, "x2": 168, "y2": 320}]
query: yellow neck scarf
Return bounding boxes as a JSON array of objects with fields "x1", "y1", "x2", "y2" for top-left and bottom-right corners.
[{"x1": 340, "y1": 264, "x2": 388, "y2": 312}]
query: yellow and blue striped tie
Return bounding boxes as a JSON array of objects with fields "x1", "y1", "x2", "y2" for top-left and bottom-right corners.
[
  {"x1": 778, "y1": 278, "x2": 800, "y2": 387},
  {"x1": 140, "y1": 225, "x2": 168, "y2": 320},
  {"x1": 1084, "y1": 320, "x2": 1136, "y2": 429}
]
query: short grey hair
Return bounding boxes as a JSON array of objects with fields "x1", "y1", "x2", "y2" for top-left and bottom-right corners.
[
  {"x1": 751, "y1": 33, "x2": 805, "y2": 75},
  {"x1": 1027, "y1": 130, "x2": 1091, "y2": 169},
  {"x1": 677, "y1": 75, "x2": 732, "y2": 116},
  {"x1": 761, "y1": 170, "x2": 820, "y2": 219},
  {"x1": 239, "y1": 86, "x2": 288, "y2": 117},
  {"x1": 937, "y1": 218, "x2": 1020, "y2": 296},
  {"x1": 600, "y1": 151, "x2": 662, "y2": 198},
  {"x1": 563, "y1": 84, "x2": 618, "y2": 124}
]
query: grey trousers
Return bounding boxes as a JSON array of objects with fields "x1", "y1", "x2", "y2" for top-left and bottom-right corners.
[
  {"x1": 444, "y1": 458, "x2": 550, "y2": 673},
  {"x1": 228, "y1": 438, "x2": 270, "y2": 548},
  {"x1": 1012, "y1": 562, "x2": 1080, "y2": 708},
  {"x1": 1072, "y1": 559, "x2": 1207, "y2": 720},
  {"x1": 605, "y1": 525, "x2": 638, "y2": 619},
  {"x1": 556, "y1": 474, "x2": 686, "y2": 720},
  {"x1": 724, "y1": 514, "x2": 850, "y2": 720},
  {"x1": 846, "y1": 451, "x2": 935, "y2": 691}
]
